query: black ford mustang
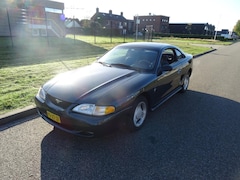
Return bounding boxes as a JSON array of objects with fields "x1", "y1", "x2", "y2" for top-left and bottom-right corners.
[{"x1": 35, "y1": 42, "x2": 193, "y2": 137}]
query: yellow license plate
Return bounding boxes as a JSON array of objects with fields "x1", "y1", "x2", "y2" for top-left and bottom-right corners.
[{"x1": 47, "y1": 111, "x2": 61, "y2": 123}]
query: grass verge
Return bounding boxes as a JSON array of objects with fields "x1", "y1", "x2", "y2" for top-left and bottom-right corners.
[{"x1": 0, "y1": 58, "x2": 96, "y2": 114}]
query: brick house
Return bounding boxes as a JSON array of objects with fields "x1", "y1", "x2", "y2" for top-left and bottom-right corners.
[
  {"x1": 91, "y1": 8, "x2": 132, "y2": 36},
  {"x1": 0, "y1": 0, "x2": 65, "y2": 37},
  {"x1": 134, "y1": 14, "x2": 170, "y2": 34}
]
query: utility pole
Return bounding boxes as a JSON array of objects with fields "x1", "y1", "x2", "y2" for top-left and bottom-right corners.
[
  {"x1": 214, "y1": 14, "x2": 221, "y2": 40},
  {"x1": 6, "y1": 8, "x2": 14, "y2": 47},
  {"x1": 135, "y1": 15, "x2": 140, "y2": 41},
  {"x1": 73, "y1": 16, "x2": 76, "y2": 44},
  {"x1": 44, "y1": 8, "x2": 50, "y2": 46}
]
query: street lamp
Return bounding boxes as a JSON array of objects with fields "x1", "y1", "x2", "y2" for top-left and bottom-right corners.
[
  {"x1": 214, "y1": 14, "x2": 221, "y2": 40},
  {"x1": 135, "y1": 15, "x2": 140, "y2": 41}
]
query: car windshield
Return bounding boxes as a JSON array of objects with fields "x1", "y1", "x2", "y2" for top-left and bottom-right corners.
[{"x1": 98, "y1": 46, "x2": 159, "y2": 72}]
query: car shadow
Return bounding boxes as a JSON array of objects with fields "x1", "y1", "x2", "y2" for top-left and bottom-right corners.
[{"x1": 40, "y1": 90, "x2": 240, "y2": 179}]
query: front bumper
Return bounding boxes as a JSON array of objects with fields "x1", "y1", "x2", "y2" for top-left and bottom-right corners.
[{"x1": 35, "y1": 97, "x2": 131, "y2": 137}]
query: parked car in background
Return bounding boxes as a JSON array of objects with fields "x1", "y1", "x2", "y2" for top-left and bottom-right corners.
[{"x1": 35, "y1": 42, "x2": 193, "y2": 137}]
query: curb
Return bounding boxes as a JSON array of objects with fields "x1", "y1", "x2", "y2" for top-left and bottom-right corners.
[
  {"x1": 0, "y1": 105, "x2": 37, "y2": 126},
  {"x1": 193, "y1": 49, "x2": 216, "y2": 58},
  {"x1": 0, "y1": 48, "x2": 217, "y2": 126}
]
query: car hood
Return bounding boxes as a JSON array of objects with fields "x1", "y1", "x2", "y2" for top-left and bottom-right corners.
[{"x1": 43, "y1": 63, "x2": 140, "y2": 103}]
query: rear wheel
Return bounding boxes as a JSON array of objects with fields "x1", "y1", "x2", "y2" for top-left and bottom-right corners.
[
  {"x1": 127, "y1": 96, "x2": 148, "y2": 131},
  {"x1": 180, "y1": 74, "x2": 190, "y2": 93}
]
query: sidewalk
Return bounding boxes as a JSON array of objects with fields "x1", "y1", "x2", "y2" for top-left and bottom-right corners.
[{"x1": 0, "y1": 48, "x2": 218, "y2": 126}]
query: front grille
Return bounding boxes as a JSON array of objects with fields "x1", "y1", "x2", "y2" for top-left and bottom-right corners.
[{"x1": 47, "y1": 95, "x2": 72, "y2": 109}]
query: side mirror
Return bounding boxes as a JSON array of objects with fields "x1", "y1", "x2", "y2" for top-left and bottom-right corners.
[{"x1": 157, "y1": 65, "x2": 172, "y2": 76}]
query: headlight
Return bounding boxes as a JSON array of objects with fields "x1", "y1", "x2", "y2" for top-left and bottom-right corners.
[
  {"x1": 36, "y1": 87, "x2": 46, "y2": 103},
  {"x1": 72, "y1": 104, "x2": 115, "y2": 116}
]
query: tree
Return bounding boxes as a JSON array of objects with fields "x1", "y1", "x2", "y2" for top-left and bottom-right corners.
[
  {"x1": 185, "y1": 24, "x2": 192, "y2": 34},
  {"x1": 233, "y1": 20, "x2": 240, "y2": 36},
  {"x1": 80, "y1": 19, "x2": 91, "y2": 29},
  {"x1": 90, "y1": 21, "x2": 101, "y2": 35}
]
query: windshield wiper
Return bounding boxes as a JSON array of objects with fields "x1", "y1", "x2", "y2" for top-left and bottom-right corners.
[
  {"x1": 110, "y1": 63, "x2": 132, "y2": 69},
  {"x1": 98, "y1": 61, "x2": 111, "y2": 67}
]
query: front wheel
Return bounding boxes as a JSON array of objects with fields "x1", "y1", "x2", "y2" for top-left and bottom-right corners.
[
  {"x1": 127, "y1": 96, "x2": 148, "y2": 131},
  {"x1": 180, "y1": 74, "x2": 190, "y2": 93}
]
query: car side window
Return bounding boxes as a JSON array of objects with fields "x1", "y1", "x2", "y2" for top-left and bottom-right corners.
[
  {"x1": 175, "y1": 49, "x2": 186, "y2": 60},
  {"x1": 161, "y1": 49, "x2": 175, "y2": 65}
]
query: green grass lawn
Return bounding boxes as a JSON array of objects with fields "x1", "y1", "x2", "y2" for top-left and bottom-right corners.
[
  {"x1": 0, "y1": 35, "x2": 232, "y2": 115},
  {"x1": 0, "y1": 58, "x2": 96, "y2": 114}
]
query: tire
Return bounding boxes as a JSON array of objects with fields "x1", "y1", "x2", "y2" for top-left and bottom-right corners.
[
  {"x1": 127, "y1": 96, "x2": 148, "y2": 131},
  {"x1": 180, "y1": 74, "x2": 190, "y2": 93}
]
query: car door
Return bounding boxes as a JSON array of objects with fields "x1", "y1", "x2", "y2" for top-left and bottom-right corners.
[
  {"x1": 173, "y1": 48, "x2": 190, "y2": 79},
  {"x1": 150, "y1": 48, "x2": 180, "y2": 107}
]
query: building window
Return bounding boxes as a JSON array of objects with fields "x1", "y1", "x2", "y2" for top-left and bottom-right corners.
[
  {"x1": 161, "y1": 19, "x2": 168, "y2": 23},
  {"x1": 45, "y1": 8, "x2": 62, "y2": 14}
]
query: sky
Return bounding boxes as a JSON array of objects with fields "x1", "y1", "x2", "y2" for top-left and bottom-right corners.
[{"x1": 56, "y1": 0, "x2": 240, "y2": 31}]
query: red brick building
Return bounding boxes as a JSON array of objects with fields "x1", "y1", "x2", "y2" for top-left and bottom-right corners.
[{"x1": 134, "y1": 14, "x2": 170, "y2": 34}]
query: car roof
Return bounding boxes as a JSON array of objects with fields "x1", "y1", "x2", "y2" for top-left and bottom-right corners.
[{"x1": 117, "y1": 42, "x2": 174, "y2": 50}]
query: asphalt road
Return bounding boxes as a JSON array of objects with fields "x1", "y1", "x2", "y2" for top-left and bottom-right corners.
[{"x1": 1, "y1": 42, "x2": 240, "y2": 180}]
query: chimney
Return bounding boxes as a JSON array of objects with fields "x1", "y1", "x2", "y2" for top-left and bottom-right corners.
[
  {"x1": 109, "y1": 10, "x2": 112, "y2": 15},
  {"x1": 121, "y1": 12, "x2": 123, "y2": 16},
  {"x1": 96, "y1": 7, "x2": 99, "y2": 13}
]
